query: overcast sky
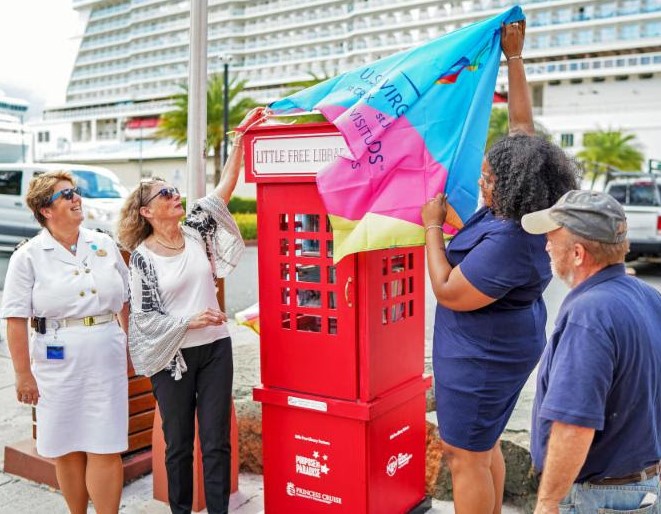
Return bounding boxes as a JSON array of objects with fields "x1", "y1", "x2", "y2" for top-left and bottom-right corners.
[{"x1": 0, "y1": 0, "x2": 79, "y2": 118}]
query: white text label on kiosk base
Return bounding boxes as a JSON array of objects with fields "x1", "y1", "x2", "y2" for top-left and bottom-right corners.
[{"x1": 287, "y1": 396, "x2": 328, "y2": 412}]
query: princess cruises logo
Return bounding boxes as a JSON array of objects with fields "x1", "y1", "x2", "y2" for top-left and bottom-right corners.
[{"x1": 285, "y1": 482, "x2": 342, "y2": 505}]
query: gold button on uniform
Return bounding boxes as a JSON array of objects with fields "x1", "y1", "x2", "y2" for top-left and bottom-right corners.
[
  {"x1": 85, "y1": 268, "x2": 91, "y2": 274},
  {"x1": 79, "y1": 291, "x2": 85, "y2": 297},
  {"x1": 91, "y1": 289, "x2": 97, "y2": 294},
  {"x1": 74, "y1": 270, "x2": 79, "y2": 276}
]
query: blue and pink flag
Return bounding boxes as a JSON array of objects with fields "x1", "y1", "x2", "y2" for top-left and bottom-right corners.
[{"x1": 269, "y1": 6, "x2": 524, "y2": 262}]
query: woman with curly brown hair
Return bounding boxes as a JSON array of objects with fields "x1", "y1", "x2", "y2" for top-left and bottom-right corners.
[
  {"x1": 117, "y1": 107, "x2": 263, "y2": 514},
  {"x1": 421, "y1": 22, "x2": 578, "y2": 513}
]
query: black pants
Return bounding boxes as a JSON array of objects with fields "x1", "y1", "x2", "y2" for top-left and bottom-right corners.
[{"x1": 151, "y1": 337, "x2": 234, "y2": 514}]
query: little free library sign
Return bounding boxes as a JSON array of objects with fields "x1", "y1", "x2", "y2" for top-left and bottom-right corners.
[{"x1": 251, "y1": 134, "x2": 349, "y2": 176}]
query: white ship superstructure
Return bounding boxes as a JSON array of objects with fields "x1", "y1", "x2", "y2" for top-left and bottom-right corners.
[
  {"x1": 34, "y1": 0, "x2": 661, "y2": 167},
  {"x1": 0, "y1": 92, "x2": 30, "y2": 163}
]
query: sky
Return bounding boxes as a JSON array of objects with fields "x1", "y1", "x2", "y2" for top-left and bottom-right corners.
[{"x1": 0, "y1": 0, "x2": 79, "y2": 118}]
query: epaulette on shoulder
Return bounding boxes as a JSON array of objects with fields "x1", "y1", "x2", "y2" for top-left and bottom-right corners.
[{"x1": 12, "y1": 238, "x2": 30, "y2": 254}]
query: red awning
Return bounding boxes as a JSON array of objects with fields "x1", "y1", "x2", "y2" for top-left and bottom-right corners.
[
  {"x1": 126, "y1": 118, "x2": 160, "y2": 129},
  {"x1": 493, "y1": 92, "x2": 507, "y2": 103}
]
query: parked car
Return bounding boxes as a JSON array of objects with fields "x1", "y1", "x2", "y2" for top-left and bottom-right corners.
[
  {"x1": 0, "y1": 163, "x2": 128, "y2": 247},
  {"x1": 604, "y1": 172, "x2": 661, "y2": 261}
]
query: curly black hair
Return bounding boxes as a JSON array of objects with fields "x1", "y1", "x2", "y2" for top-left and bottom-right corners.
[{"x1": 486, "y1": 134, "x2": 579, "y2": 222}]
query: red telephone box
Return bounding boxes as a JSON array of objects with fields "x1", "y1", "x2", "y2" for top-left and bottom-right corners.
[{"x1": 244, "y1": 122, "x2": 431, "y2": 514}]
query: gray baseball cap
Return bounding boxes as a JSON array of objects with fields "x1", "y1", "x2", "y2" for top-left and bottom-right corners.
[{"x1": 521, "y1": 190, "x2": 627, "y2": 243}]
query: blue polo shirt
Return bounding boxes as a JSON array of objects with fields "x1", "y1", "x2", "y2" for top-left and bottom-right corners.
[{"x1": 531, "y1": 264, "x2": 661, "y2": 482}]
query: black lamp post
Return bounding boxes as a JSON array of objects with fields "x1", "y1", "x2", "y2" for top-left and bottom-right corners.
[{"x1": 221, "y1": 54, "x2": 233, "y2": 166}]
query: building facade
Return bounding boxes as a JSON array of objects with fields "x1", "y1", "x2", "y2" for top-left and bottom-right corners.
[{"x1": 32, "y1": 0, "x2": 661, "y2": 189}]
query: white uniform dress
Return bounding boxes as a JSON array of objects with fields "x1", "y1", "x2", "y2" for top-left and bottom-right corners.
[{"x1": 1, "y1": 228, "x2": 129, "y2": 458}]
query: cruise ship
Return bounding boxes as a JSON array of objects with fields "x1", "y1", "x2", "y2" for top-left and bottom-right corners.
[
  {"x1": 32, "y1": 0, "x2": 661, "y2": 181},
  {"x1": 0, "y1": 91, "x2": 30, "y2": 163}
]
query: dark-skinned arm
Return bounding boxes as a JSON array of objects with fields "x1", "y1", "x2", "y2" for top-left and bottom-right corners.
[
  {"x1": 502, "y1": 21, "x2": 534, "y2": 136},
  {"x1": 421, "y1": 195, "x2": 496, "y2": 311}
]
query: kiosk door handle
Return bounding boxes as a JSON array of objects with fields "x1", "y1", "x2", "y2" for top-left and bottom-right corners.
[{"x1": 344, "y1": 276, "x2": 353, "y2": 308}]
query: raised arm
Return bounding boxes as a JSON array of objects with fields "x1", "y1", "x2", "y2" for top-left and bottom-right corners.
[
  {"x1": 502, "y1": 21, "x2": 534, "y2": 136},
  {"x1": 214, "y1": 107, "x2": 266, "y2": 204}
]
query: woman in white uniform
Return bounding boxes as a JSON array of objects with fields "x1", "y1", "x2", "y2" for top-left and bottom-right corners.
[{"x1": 1, "y1": 171, "x2": 129, "y2": 514}]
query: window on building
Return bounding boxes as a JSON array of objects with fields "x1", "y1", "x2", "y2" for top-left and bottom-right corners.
[
  {"x1": 554, "y1": 7, "x2": 572, "y2": 23},
  {"x1": 599, "y1": 2, "x2": 617, "y2": 17},
  {"x1": 600, "y1": 26, "x2": 616, "y2": 42},
  {"x1": 620, "y1": 0, "x2": 641, "y2": 15},
  {"x1": 645, "y1": 21, "x2": 661, "y2": 37},
  {"x1": 560, "y1": 133, "x2": 574, "y2": 148},
  {"x1": 621, "y1": 23, "x2": 641, "y2": 40}
]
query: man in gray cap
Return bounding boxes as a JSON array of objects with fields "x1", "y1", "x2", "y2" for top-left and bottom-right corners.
[{"x1": 522, "y1": 190, "x2": 661, "y2": 514}]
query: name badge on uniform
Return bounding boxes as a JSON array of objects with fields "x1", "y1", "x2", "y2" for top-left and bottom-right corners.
[{"x1": 46, "y1": 344, "x2": 65, "y2": 360}]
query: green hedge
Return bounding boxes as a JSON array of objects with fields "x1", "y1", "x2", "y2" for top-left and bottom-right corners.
[
  {"x1": 233, "y1": 213, "x2": 257, "y2": 241},
  {"x1": 228, "y1": 196, "x2": 257, "y2": 214},
  {"x1": 181, "y1": 196, "x2": 256, "y2": 214}
]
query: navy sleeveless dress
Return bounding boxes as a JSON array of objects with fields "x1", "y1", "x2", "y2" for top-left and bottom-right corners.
[{"x1": 433, "y1": 207, "x2": 551, "y2": 451}]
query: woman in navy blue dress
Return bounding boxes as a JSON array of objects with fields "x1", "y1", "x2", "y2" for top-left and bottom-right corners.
[{"x1": 421, "y1": 22, "x2": 578, "y2": 513}]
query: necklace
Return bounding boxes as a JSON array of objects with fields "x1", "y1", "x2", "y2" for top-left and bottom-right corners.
[
  {"x1": 51, "y1": 233, "x2": 78, "y2": 254},
  {"x1": 155, "y1": 234, "x2": 185, "y2": 251}
]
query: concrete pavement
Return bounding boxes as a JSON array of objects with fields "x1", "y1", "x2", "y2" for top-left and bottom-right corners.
[{"x1": 0, "y1": 320, "x2": 523, "y2": 514}]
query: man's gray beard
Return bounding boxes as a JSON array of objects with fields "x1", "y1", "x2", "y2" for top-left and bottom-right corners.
[{"x1": 550, "y1": 260, "x2": 574, "y2": 288}]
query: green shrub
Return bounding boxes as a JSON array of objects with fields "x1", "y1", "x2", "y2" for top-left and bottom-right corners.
[
  {"x1": 228, "y1": 196, "x2": 257, "y2": 214},
  {"x1": 233, "y1": 213, "x2": 257, "y2": 240}
]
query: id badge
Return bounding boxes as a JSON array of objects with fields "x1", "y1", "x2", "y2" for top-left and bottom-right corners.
[{"x1": 46, "y1": 344, "x2": 65, "y2": 360}]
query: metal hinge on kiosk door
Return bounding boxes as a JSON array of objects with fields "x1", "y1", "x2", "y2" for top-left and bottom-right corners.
[{"x1": 344, "y1": 276, "x2": 354, "y2": 308}]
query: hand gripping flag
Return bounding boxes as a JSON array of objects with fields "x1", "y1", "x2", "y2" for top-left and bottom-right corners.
[{"x1": 269, "y1": 6, "x2": 524, "y2": 262}]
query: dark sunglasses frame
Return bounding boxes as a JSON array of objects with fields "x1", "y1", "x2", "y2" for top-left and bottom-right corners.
[
  {"x1": 141, "y1": 186, "x2": 180, "y2": 206},
  {"x1": 49, "y1": 187, "x2": 81, "y2": 204}
]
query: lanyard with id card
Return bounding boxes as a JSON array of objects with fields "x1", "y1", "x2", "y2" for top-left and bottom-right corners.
[{"x1": 46, "y1": 324, "x2": 65, "y2": 360}]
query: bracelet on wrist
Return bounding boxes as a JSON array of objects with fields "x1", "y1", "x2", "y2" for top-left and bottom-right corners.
[
  {"x1": 507, "y1": 55, "x2": 523, "y2": 62},
  {"x1": 424, "y1": 224, "x2": 444, "y2": 234}
]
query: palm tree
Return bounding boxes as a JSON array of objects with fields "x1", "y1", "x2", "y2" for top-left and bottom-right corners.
[
  {"x1": 577, "y1": 129, "x2": 644, "y2": 173},
  {"x1": 277, "y1": 72, "x2": 330, "y2": 124},
  {"x1": 486, "y1": 107, "x2": 509, "y2": 150},
  {"x1": 485, "y1": 106, "x2": 552, "y2": 150},
  {"x1": 156, "y1": 75, "x2": 259, "y2": 185}
]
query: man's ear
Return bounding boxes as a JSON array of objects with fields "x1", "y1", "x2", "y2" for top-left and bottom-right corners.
[{"x1": 573, "y1": 242, "x2": 586, "y2": 266}]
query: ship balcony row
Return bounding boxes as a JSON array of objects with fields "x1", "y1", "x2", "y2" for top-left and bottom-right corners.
[
  {"x1": 71, "y1": 49, "x2": 190, "y2": 81},
  {"x1": 68, "y1": 28, "x2": 661, "y2": 94},
  {"x1": 496, "y1": 51, "x2": 661, "y2": 85},
  {"x1": 88, "y1": 2, "x2": 131, "y2": 22},
  {"x1": 229, "y1": 4, "x2": 661, "y2": 43},
  {"x1": 43, "y1": 98, "x2": 174, "y2": 122}
]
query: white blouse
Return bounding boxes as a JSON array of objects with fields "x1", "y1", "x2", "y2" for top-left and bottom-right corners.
[
  {"x1": 147, "y1": 236, "x2": 228, "y2": 348},
  {"x1": 1, "y1": 228, "x2": 129, "y2": 320}
]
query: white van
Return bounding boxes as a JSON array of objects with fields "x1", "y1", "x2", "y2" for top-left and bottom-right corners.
[{"x1": 0, "y1": 163, "x2": 128, "y2": 247}]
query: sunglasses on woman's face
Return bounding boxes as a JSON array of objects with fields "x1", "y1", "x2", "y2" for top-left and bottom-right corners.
[
  {"x1": 49, "y1": 187, "x2": 81, "y2": 204},
  {"x1": 142, "y1": 186, "x2": 180, "y2": 206}
]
